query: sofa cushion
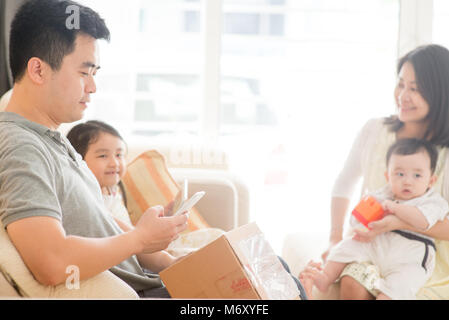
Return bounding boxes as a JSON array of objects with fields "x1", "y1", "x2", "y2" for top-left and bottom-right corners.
[
  {"x1": 0, "y1": 221, "x2": 138, "y2": 298},
  {"x1": 122, "y1": 150, "x2": 210, "y2": 231}
]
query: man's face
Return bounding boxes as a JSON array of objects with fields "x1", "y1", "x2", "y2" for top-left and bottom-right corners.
[{"x1": 46, "y1": 34, "x2": 100, "y2": 125}]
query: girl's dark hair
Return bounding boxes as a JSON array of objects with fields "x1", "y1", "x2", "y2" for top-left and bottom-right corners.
[
  {"x1": 66, "y1": 120, "x2": 125, "y2": 158},
  {"x1": 384, "y1": 44, "x2": 449, "y2": 147},
  {"x1": 66, "y1": 120, "x2": 128, "y2": 207},
  {"x1": 386, "y1": 138, "x2": 438, "y2": 174}
]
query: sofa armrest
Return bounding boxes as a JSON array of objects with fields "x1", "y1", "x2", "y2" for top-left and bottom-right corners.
[
  {"x1": 0, "y1": 269, "x2": 20, "y2": 298},
  {"x1": 170, "y1": 168, "x2": 250, "y2": 231}
]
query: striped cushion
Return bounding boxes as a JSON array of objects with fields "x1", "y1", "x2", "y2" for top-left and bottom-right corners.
[{"x1": 122, "y1": 150, "x2": 209, "y2": 232}]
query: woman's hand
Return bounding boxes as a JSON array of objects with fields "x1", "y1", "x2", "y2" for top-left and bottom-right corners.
[
  {"x1": 352, "y1": 214, "x2": 403, "y2": 242},
  {"x1": 381, "y1": 199, "x2": 396, "y2": 215}
]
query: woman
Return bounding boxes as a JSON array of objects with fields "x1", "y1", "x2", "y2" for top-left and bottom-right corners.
[{"x1": 305, "y1": 44, "x2": 449, "y2": 300}]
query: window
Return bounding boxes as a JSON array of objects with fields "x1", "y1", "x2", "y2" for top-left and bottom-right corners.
[
  {"x1": 433, "y1": 0, "x2": 449, "y2": 49},
  {"x1": 78, "y1": 0, "x2": 400, "y2": 251},
  {"x1": 78, "y1": 0, "x2": 203, "y2": 139},
  {"x1": 219, "y1": 0, "x2": 399, "y2": 248}
]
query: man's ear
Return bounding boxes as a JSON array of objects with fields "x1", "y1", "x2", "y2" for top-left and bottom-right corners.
[
  {"x1": 384, "y1": 171, "x2": 389, "y2": 182},
  {"x1": 26, "y1": 57, "x2": 48, "y2": 85}
]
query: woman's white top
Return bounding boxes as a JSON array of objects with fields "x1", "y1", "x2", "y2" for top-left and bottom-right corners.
[{"x1": 331, "y1": 118, "x2": 449, "y2": 203}]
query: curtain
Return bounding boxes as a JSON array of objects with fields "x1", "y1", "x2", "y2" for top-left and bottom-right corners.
[
  {"x1": 0, "y1": 0, "x2": 26, "y2": 97},
  {"x1": 0, "y1": 0, "x2": 10, "y2": 97}
]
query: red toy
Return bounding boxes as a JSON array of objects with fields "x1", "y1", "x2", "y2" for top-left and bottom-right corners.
[{"x1": 352, "y1": 196, "x2": 384, "y2": 229}]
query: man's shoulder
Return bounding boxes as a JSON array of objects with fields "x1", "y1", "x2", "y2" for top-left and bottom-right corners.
[{"x1": 0, "y1": 120, "x2": 46, "y2": 150}]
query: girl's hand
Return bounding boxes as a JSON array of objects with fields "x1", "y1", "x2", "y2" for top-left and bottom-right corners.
[
  {"x1": 164, "y1": 200, "x2": 175, "y2": 216},
  {"x1": 352, "y1": 214, "x2": 402, "y2": 242}
]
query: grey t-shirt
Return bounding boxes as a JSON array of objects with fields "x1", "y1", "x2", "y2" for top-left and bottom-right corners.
[{"x1": 0, "y1": 112, "x2": 162, "y2": 292}]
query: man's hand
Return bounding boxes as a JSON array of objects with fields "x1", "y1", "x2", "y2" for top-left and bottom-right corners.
[{"x1": 133, "y1": 205, "x2": 188, "y2": 254}]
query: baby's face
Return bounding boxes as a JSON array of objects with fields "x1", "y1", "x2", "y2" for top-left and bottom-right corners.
[{"x1": 386, "y1": 151, "x2": 435, "y2": 201}]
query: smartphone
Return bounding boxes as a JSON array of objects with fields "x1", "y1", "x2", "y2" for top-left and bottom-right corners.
[
  {"x1": 173, "y1": 191, "x2": 206, "y2": 216},
  {"x1": 173, "y1": 179, "x2": 188, "y2": 214}
]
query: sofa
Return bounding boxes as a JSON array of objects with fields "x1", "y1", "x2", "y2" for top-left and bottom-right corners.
[{"x1": 0, "y1": 89, "x2": 250, "y2": 298}]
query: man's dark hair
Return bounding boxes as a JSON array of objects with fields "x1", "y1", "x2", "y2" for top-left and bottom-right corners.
[
  {"x1": 9, "y1": 0, "x2": 110, "y2": 82},
  {"x1": 386, "y1": 138, "x2": 438, "y2": 174},
  {"x1": 384, "y1": 44, "x2": 449, "y2": 148}
]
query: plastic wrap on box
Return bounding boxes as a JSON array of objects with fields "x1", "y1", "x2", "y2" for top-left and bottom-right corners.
[{"x1": 238, "y1": 233, "x2": 300, "y2": 300}]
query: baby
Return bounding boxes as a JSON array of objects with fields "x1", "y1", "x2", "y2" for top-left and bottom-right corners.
[{"x1": 302, "y1": 138, "x2": 448, "y2": 299}]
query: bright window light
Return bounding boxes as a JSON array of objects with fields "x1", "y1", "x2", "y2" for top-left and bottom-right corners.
[{"x1": 77, "y1": 0, "x2": 400, "y2": 253}]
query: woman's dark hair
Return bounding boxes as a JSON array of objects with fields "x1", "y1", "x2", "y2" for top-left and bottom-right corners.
[
  {"x1": 384, "y1": 44, "x2": 449, "y2": 147},
  {"x1": 10, "y1": 0, "x2": 110, "y2": 82},
  {"x1": 386, "y1": 138, "x2": 438, "y2": 174},
  {"x1": 66, "y1": 120, "x2": 128, "y2": 207}
]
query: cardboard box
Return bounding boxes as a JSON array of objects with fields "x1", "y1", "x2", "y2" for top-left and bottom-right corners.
[{"x1": 160, "y1": 223, "x2": 301, "y2": 299}]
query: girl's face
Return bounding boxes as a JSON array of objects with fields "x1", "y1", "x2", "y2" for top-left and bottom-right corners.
[
  {"x1": 84, "y1": 132, "x2": 126, "y2": 189},
  {"x1": 394, "y1": 61, "x2": 430, "y2": 124}
]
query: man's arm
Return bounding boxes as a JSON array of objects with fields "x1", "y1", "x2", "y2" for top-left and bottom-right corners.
[
  {"x1": 6, "y1": 216, "x2": 141, "y2": 286},
  {"x1": 6, "y1": 206, "x2": 188, "y2": 286}
]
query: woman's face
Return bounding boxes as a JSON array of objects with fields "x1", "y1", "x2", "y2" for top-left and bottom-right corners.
[{"x1": 394, "y1": 61, "x2": 430, "y2": 124}]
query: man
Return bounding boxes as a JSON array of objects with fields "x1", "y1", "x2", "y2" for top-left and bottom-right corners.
[{"x1": 0, "y1": 0, "x2": 188, "y2": 298}]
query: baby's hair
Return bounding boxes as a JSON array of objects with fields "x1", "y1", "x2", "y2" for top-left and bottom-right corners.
[
  {"x1": 66, "y1": 120, "x2": 128, "y2": 207},
  {"x1": 386, "y1": 138, "x2": 438, "y2": 174},
  {"x1": 66, "y1": 120, "x2": 126, "y2": 158}
]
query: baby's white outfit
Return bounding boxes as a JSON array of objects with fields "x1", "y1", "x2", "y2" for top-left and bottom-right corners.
[{"x1": 328, "y1": 186, "x2": 449, "y2": 299}]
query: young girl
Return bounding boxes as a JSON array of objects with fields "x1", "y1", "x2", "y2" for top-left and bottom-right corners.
[
  {"x1": 66, "y1": 120, "x2": 133, "y2": 225},
  {"x1": 66, "y1": 120, "x2": 225, "y2": 257},
  {"x1": 67, "y1": 120, "x2": 309, "y2": 298}
]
